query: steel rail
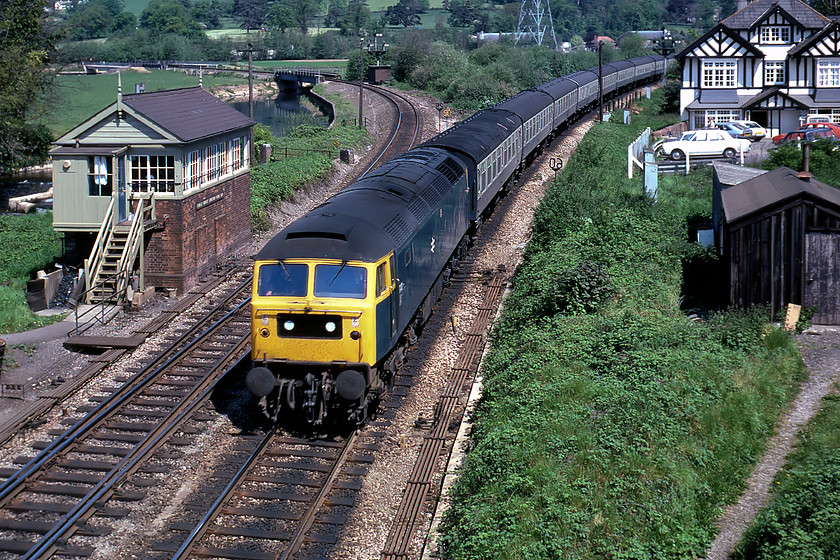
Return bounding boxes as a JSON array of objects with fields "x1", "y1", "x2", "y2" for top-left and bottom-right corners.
[
  {"x1": 333, "y1": 80, "x2": 421, "y2": 175},
  {"x1": 0, "y1": 285, "x2": 251, "y2": 505},
  {"x1": 278, "y1": 429, "x2": 361, "y2": 560},
  {"x1": 168, "y1": 425, "x2": 279, "y2": 560},
  {"x1": 21, "y1": 333, "x2": 251, "y2": 560}
]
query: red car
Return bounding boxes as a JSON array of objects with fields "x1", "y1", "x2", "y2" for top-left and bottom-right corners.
[{"x1": 772, "y1": 122, "x2": 840, "y2": 144}]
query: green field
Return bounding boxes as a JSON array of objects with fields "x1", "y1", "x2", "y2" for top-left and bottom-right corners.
[{"x1": 43, "y1": 69, "x2": 248, "y2": 136}]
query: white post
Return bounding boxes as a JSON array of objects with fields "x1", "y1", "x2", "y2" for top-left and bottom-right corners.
[{"x1": 685, "y1": 152, "x2": 690, "y2": 175}]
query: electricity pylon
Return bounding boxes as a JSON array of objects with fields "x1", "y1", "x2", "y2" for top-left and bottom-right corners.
[{"x1": 514, "y1": 0, "x2": 559, "y2": 50}]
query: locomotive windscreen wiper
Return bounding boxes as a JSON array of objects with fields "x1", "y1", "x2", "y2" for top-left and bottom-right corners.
[{"x1": 327, "y1": 260, "x2": 348, "y2": 287}]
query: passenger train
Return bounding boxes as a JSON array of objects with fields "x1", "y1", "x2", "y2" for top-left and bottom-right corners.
[{"x1": 246, "y1": 54, "x2": 667, "y2": 426}]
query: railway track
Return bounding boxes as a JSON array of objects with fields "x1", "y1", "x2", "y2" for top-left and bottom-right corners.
[{"x1": 0, "y1": 273, "x2": 253, "y2": 559}]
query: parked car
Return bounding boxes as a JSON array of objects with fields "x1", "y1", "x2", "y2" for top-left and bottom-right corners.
[
  {"x1": 714, "y1": 121, "x2": 753, "y2": 140},
  {"x1": 731, "y1": 120, "x2": 767, "y2": 141},
  {"x1": 657, "y1": 129, "x2": 752, "y2": 160},
  {"x1": 771, "y1": 123, "x2": 840, "y2": 144},
  {"x1": 774, "y1": 126, "x2": 838, "y2": 146}
]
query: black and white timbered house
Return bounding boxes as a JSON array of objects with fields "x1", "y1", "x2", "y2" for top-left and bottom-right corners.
[{"x1": 677, "y1": 0, "x2": 840, "y2": 135}]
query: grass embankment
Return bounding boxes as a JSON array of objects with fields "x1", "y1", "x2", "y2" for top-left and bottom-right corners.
[
  {"x1": 248, "y1": 85, "x2": 369, "y2": 229},
  {"x1": 735, "y1": 393, "x2": 840, "y2": 558},
  {"x1": 0, "y1": 214, "x2": 64, "y2": 334},
  {"x1": 44, "y1": 70, "x2": 248, "y2": 137},
  {"x1": 439, "y1": 103, "x2": 807, "y2": 558}
]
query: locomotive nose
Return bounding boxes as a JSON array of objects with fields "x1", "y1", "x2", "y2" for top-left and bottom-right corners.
[{"x1": 246, "y1": 366, "x2": 276, "y2": 397}]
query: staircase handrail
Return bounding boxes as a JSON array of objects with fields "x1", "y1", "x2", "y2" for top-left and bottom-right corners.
[
  {"x1": 84, "y1": 197, "x2": 115, "y2": 295},
  {"x1": 115, "y1": 193, "x2": 153, "y2": 298},
  {"x1": 72, "y1": 269, "x2": 129, "y2": 335}
]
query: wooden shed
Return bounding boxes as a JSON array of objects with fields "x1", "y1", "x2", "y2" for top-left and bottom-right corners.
[
  {"x1": 50, "y1": 86, "x2": 254, "y2": 302},
  {"x1": 721, "y1": 166, "x2": 840, "y2": 324}
]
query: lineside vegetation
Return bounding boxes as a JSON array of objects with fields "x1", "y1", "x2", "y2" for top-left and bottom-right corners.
[{"x1": 438, "y1": 95, "x2": 807, "y2": 559}]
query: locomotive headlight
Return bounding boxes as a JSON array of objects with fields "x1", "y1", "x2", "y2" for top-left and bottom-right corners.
[
  {"x1": 325, "y1": 321, "x2": 337, "y2": 333},
  {"x1": 284, "y1": 320, "x2": 295, "y2": 331},
  {"x1": 259, "y1": 328, "x2": 270, "y2": 338}
]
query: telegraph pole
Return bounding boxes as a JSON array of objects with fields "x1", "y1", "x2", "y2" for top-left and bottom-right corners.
[
  {"x1": 598, "y1": 41, "x2": 604, "y2": 122},
  {"x1": 359, "y1": 37, "x2": 364, "y2": 129}
]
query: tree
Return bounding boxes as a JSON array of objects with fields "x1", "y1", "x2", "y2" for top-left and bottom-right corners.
[
  {"x1": 324, "y1": 0, "x2": 346, "y2": 27},
  {"x1": 283, "y1": 0, "x2": 320, "y2": 33},
  {"x1": 386, "y1": 0, "x2": 424, "y2": 28},
  {"x1": 234, "y1": 0, "x2": 269, "y2": 31},
  {"x1": 0, "y1": 0, "x2": 56, "y2": 173},
  {"x1": 339, "y1": 0, "x2": 370, "y2": 35},
  {"x1": 139, "y1": 0, "x2": 204, "y2": 37},
  {"x1": 267, "y1": 2, "x2": 296, "y2": 31},
  {"x1": 447, "y1": 0, "x2": 481, "y2": 29}
]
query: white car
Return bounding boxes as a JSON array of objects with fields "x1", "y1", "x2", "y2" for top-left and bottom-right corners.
[
  {"x1": 658, "y1": 129, "x2": 751, "y2": 160},
  {"x1": 731, "y1": 120, "x2": 767, "y2": 141}
]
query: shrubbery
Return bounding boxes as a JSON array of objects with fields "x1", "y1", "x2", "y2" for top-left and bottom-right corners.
[
  {"x1": 439, "y1": 100, "x2": 806, "y2": 559},
  {"x1": 735, "y1": 395, "x2": 840, "y2": 559}
]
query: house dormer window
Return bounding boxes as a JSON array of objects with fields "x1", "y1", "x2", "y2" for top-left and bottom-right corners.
[
  {"x1": 765, "y1": 61, "x2": 786, "y2": 85},
  {"x1": 817, "y1": 59, "x2": 840, "y2": 87},
  {"x1": 703, "y1": 60, "x2": 737, "y2": 88},
  {"x1": 760, "y1": 26, "x2": 790, "y2": 44}
]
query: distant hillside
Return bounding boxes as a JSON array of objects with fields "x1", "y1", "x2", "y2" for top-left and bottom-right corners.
[{"x1": 122, "y1": 0, "x2": 443, "y2": 16}]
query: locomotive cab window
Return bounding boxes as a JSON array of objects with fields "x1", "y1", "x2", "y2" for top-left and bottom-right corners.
[
  {"x1": 257, "y1": 262, "x2": 308, "y2": 297},
  {"x1": 314, "y1": 264, "x2": 367, "y2": 299},
  {"x1": 376, "y1": 262, "x2": 389, "y2": 297}
]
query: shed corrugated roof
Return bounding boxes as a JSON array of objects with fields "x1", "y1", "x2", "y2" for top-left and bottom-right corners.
[
  {"x1": 122, "y1": 87, "x2": 254, "y2": 142},
  {"x1": 722, "y1": 166, "x2": 840, "y2": 222},
  {"x1": 722, "y1": 0, "x2": 828, "y2": 30}
]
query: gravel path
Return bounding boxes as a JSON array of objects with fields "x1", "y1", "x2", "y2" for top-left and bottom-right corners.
[{"x1": 702, "y1": 327, "x2": 840, "y2": 559}]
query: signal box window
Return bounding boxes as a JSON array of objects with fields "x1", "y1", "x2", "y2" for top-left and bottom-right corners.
[
  {"x1": 314, "y1": 264, "x2": 367, "y2": 299},
  {"x1": 258, "y1": 263, "x2": 308, "y2": 297},
  {"x1": 88, "y1": 156, "x2": 113, "y2": 197}
]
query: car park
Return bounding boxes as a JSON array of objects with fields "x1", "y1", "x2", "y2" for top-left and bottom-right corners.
[
  {"x1": 731, "y1": 120, "x2": 767, "y2": 141},
  {"x1": 714, "y1": 121, "x2": 753, "y2": 141},
  {"x1": 657, "y1": 128, "x2": 752, "y2": 160}
]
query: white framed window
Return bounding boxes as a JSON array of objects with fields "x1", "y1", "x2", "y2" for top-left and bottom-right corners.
[
  {"x1": 186, "y1": 149, "x2": 201, "y2": 192},
  {"x1": 702, "y1": 60, "x2": 737, "y2": 88},
  {"x1": 808, "y1": 109, "x2": 840, "y2": 124},
  {"x1": 817, "y1": 59, "x2": 840, "y2": 87},
  {"x1": 87, "y1": 156, "x2": 113, "y2": 197},
  {"x1": 130, "y1": 155, "x2": 175, "y2": 193},
  {"x1": 230, "y1": 138, "x2": 243, "y2": 172},
  {"x1": 694, "y1": 109, "x2": 741, "y2": 129},
  {"x1": 760, "y1": 26, "x2": 790, "y2": 44},
  {"x1": 765, "y1": 61, "x2": 785, "y2": 85}
]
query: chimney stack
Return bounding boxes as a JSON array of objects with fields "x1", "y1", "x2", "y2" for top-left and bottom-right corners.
[{"x1": 798, "y1": 142, "x2": 814, "y2": 181}]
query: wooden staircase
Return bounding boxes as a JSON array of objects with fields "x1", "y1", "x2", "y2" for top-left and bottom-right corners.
[{"x1": 84, "y1": 195, "x2": 155, "y2": 305}]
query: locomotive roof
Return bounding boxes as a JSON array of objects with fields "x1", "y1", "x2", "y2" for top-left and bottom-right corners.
[
  {"x1": 256, "y1": 147, "x2": 466, "y2": 263},
  {"x1": 420, "y1": 108, "x2": 521, "y2": 164},
  {"x1": 493, "y1": 90, "x2": 554, "y2": 121}
]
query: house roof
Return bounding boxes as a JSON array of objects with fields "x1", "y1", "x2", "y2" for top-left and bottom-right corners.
[
  {"x1": 788, "y1": 20, "x2": 840, "y2": 56},
  {"x1": 722, "y1": 166, "x2": 840, "y2": 223},
  {"x1": 676, "y1": 23, "x2": 764, "y2": 59},
  {"x1": 122, "y1": 87, "x2": 254, "y2": 143},
  {"x1": 722, "y1": 0, "x2": 828, "y2": 30}
]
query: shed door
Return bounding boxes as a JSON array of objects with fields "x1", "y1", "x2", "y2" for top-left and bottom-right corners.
[{"x1": 805, "y1": 232, "x2": 840, "y2": 325}]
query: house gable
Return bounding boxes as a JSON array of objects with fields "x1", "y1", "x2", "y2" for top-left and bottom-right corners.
[
  {"x1": 789, "y1": 21, "x2": 840, "y2": 57},
  {"x1": 722, "y1": 0, "x2": 828, "y2": 31},
  {"x1": 678, "y1": 24, "x2": 764, "y2": 59}
]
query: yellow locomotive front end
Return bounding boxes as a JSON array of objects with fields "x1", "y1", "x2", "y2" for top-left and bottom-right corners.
[{"x1": 247, "y1": 256, "x2": 393, "y2": 425}]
